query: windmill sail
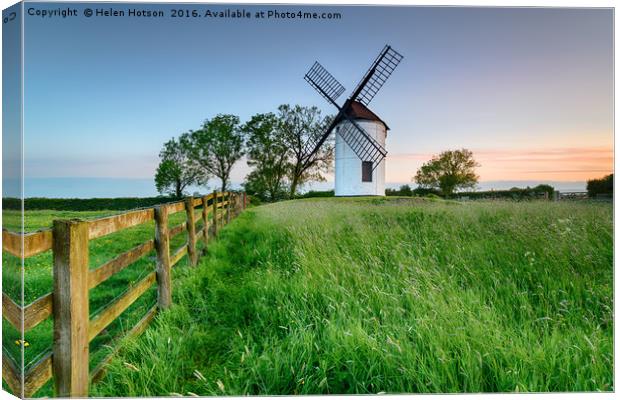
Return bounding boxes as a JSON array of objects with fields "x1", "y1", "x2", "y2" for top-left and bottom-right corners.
[
  {"x1": 337, "y1": 116, "x2": 387, "y2": 170},
  {"x1": 350, "y1": 45, "x2": 404, "y2": 106},
  {"x1": 304, "y1": 62, "x2": 346, "y2": 107}
]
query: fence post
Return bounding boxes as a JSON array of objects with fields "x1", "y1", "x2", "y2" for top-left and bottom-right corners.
[
  {"x1": 202, "y1": 195, "x2": 210, "y2": 247},
  {"x1": 154, "y1": 206, "x2": 172, "y2": 309},
  {"x1": 52, "y1": 219, "x2": 90, "y2": 397},
  {"x1": 212, "y1": 190, "x2": 218, "y2": 237},
  {"x1": 226, "y1": 192, "x2": 231, "y2": 224},
  {"x1": 185, "y1": 197, "x2": 198, "y2": 267}
]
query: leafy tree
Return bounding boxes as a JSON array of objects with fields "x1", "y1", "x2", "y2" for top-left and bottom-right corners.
[
  {"x1": 587, "y1": 174, "x2": 613, "y2": 197},
  {"x1": 154, "y1": 135, "x2": 205, "y2": 197},
  {"x1": 414, "y1": 149, "x2": 479, "y2": 196},
  {"x1": 188, "y1": 114, "x2": 244, "y2": 193},
  {"x1": 278, "y1": 104, "x2": 334, "y2": 197},
  {"x1": 241, "y1": 113, "x2": 290, "y2": 202}
]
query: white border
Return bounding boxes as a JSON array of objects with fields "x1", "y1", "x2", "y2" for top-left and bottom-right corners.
[{"x1": 0, "y1": 1, "x2": 615, "y2": 400}]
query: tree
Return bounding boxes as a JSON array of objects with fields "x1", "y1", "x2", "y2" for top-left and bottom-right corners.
[
  {"x1": 154, "y1": 135, "x2": 205, "y2": 197},
  {"x1": 278, "y1": 104, "x2": 334, "y2": 197},
  {"x1": 241, "y1": 113, "x2": 290, "y2": 202},
  {"x1": 586, "y1": 174, "x2": 613, "y2": 198},
  {"x1": 414, "y1": 149, "x2": 479, "y2": 196},
  {"x1": 188, "y1": 114, "x2": 244, "y2": 193}
]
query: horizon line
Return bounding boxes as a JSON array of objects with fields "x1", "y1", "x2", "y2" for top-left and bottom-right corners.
[{"x1": 13, "y1": 176, "x2": 610, "y2": 183}]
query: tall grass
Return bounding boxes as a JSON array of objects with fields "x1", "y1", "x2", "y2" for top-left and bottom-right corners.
[{"x1": 88, "y1": 198, "x2": 612, "y2": 394}]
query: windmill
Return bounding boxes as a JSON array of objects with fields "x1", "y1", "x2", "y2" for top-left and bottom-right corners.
[{"x1": 304, "y1": 45, "x2": 403, "y2": 196}]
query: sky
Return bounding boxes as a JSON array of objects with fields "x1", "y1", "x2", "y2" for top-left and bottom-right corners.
[{"x1": 12, "y1": 3, "x2": 614, "y2": 195}]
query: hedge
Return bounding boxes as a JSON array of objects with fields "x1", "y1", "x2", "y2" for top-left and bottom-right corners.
[{"x1": 3, "y1": 196, "x2": 182, "y2": 211}]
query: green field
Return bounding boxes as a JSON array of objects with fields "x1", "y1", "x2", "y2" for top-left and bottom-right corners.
[
  {"x1": 2, "y1": 207, "x2": 203, "y2": 396},
  {"x1": 81, "y1": 197, "x2": 612, "y2": 395}
]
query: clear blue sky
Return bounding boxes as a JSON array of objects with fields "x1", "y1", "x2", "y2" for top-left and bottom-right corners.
[{"x1": 20, "y1": 4, "x2": 613, "y2": 189}]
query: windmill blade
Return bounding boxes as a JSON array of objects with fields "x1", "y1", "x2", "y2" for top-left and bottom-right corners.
[
  {"x1": 304, "y1": 62, "x2": 346, "y2": 108},
  {"x1": 338, "y1": 116, "x2": 387, "y2": 171},
  {"x1": 350, "y1": 45, "x2": 404, "y2": 107},
  {"x1": 302, "y1": 114, "x2": 339, "y2": 157},
  {"x1": 303, "y1": 112, "x2": 387, "y2": 171}
]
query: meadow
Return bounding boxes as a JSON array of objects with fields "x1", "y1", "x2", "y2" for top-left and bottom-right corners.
[{"x1": 82, "y1": 197, "x2": 613, "y2": 395}]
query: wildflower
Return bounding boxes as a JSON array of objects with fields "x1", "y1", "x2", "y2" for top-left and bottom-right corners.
[{"x1": 14, "y1": 339, "x2": 29, "y2": 347}]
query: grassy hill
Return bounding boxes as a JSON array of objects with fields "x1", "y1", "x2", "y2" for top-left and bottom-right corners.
[{"x1": 88, "y1": 197, "x2": 612, "y2": 395}]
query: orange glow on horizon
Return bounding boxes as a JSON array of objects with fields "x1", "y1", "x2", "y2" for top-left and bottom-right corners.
[{"x1": 386, "y1": 146, "x2": 613, "y2": 183}]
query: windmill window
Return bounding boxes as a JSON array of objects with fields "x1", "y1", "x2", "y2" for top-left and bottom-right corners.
[{"x1": 362, "y1": 161, "x2": 373, "y2": 182}]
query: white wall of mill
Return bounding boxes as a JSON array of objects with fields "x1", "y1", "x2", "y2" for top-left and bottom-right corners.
[{"x1": 334, "y1": 119, "x2": 386, "y2": 196}]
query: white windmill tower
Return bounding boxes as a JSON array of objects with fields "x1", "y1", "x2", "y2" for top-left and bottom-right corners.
[{"x1": 303, "y1": 45, "x2": 403, "y2": 196}]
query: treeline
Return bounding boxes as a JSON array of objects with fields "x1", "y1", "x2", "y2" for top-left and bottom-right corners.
[
  {"x1": 2, "y1": 196, "x2": 181, "y2": 211},
  {"x1": 454, "y1": 185, "x2": 554, "y2": 200},
  {"x1": 386, "y1": 184, "x2": 555, "y2": 200},
  {"x1": 156, "y1": 105, "x2": 333, "y2": 203},
  {"x1": 385, "y1": 185, "x2": 441, "y2": 197}
]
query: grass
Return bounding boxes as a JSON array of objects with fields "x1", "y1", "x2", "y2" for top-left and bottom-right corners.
[
  {"x1": 87, "y1": 197, "x2": 612, "y2": 395},
  {"x1": 2, "y1": 206, "x2": 206, "y2": 396}
]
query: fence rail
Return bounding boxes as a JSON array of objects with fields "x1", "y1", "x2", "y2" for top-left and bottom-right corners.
[{"x1": 1, "y1": 191, "x2": 247, "y2": 397}]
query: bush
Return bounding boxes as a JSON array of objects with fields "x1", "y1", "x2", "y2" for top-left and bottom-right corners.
[
  {"x1": 587, "y1": 174, "x2": 613, "y2": 198},
  {"x1": 386, "y1": 185, "x2": 415, "y2": 197},
  {"x1": 296, "y1": 190, "x2": 335, "y2": 199},
  {"x1": 413, "y1": 187, "x2": 442, "y2": 197},
  {"x1": 532, "y1": 184, "x2": 555, "y2": 198},
  {"x1": 248, "y1": 195, "x2": 262, "y2": 206}
]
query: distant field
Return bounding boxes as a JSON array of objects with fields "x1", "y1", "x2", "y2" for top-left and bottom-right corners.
[
  {"x1": 88, "y1": 198, "x2": 613, "y2": 395},
  {"x1": 2, "y1": 207, "x2": 201, "y2": 396}
]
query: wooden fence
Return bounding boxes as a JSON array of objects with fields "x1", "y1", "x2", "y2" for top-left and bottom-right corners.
[{"x1": 2, "y1": 191, "x2": 247, "y2": 397}]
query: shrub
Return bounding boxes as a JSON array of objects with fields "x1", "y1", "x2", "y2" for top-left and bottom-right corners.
[{"x1": 587, "y1": 174, "x2": 613, "y2": 198}]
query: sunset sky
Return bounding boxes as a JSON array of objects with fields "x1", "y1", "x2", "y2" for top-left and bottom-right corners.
[{"x1": 13, "y1": 4, "x2": 613, "y2": 195}]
